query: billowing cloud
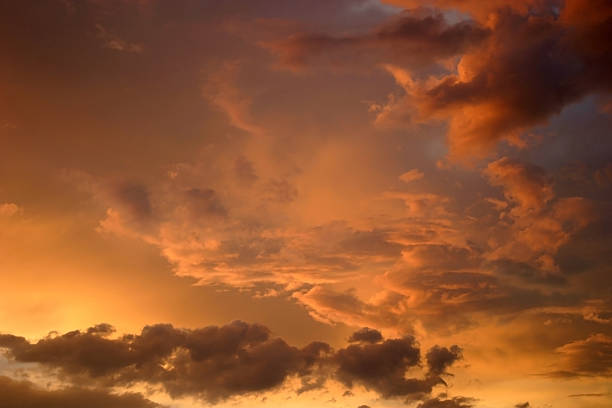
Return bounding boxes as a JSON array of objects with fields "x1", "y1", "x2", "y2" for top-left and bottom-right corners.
[
  {"x1": 425, "y1": 345, "x2": 462, "y2": 376},
  {"x1": 390, "y1": 0, "x2": 612, "y2": 158},
  {"x1": 484, "y1": 158, "x2": 553, "y2": 216},
  {"x1": 348, "y1": 327, "x2": 384, "y2": 344},
  {"x1": 334, "y1": 336, "x2": 460, "y2": 398},
  {"x1": 1, "y1": 1, "x2": 611, "y2": 407},
  {"x1": 417, "y1": 396, "x2": 475, "y2": 408},
  {"x1": 0, "y1": 323, "x2": 463, "y2": 404},
  {"x1": 0, "y1": 321, "x2": 322, "y2": 402},
  {"x1": 270, "y1": 0, "x2": 612, "y2": 159},
  {"x1": 0, "y1": 376, "x2": 161, "y2": 408}
]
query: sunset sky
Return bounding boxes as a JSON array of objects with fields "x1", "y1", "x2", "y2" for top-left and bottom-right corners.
[{"x1": 1, "y1": 1, "x2": 611, "y2": 407}]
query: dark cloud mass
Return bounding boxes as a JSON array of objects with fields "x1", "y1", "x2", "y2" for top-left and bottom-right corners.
[
  {"x1": 267, "y1": 9, "x2": 490, "y2": 70},
  {"x1": 0, "y1": 321, "x2": 314, "y2": 402},
  {"x1": 425, "y1": 345, "x2": 462, "y2": 376},
  {"x1": 0, "y1": 324, "x2": 462, "y2": 403},
  {"x1": 551, "y1": 333, "x2": 612, "y2": 377},
  {"x1": 334, "y1": 336, "x2": 461, "y2": 398},
  {"x1": 418, "y1": 397, "x2": 475, "y2": 408},
  {"x1": 0, "y1": 376, "x2": 161, "y2": 408},
  {"x1": 0, "y1": 0, "x2": 611, "y2": 407},
  {"x1": 271, "y1": 0, "x2": 612, "y2": 158},
  {"x1": 348, "y1": 327, "x2": 384, "y2": 344}
]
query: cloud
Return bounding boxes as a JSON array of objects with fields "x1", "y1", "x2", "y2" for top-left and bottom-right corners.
[
  {"x1": 0, "y1": 203, "x2": 21, "y2": 217},
  {"x1": 481, "y1": 158, "x2": 595, "y2": 271},
  {"x1": 399, "y1": 169, "x2": 424, "y2": 183},
  {"x1": 0, "y1": 321, "x2": 322, "y2": 402},
  {"x1": 294, "y1": 286, "x2": 410, "y2": 329},
  {"x1": 204, "y1": 61, "x2": 265, "y2": 135},
  {"x1": 552, "y1": 333, "x2": 612, "y2": 377},
  {"x1": 484, "y1": 158, "x2": 553, "y2": 216},
  {"x1": 112, "y1": 183, "x2": 154, "y2": 222},
  {"x1": 95, "y1": 24, "x2": 143, "y2": 53},
  {"x1": 334, "y1": 336, "x2": 458, "y2": 398},
  {"x1": 265, "y1": 9, "x2": 489, "y2": 71},
  {"x1": 425, "y1": 345, "x2": 462, "y2": 376},
  {"x1": 391, "y1": 1, "x2": 612, "y2": 158},
  {"x1": 417, "y1": 397, "x2": 475, "y2": 408},
  {"x1": 0, "y1": 376, "x2": 161, "y2": 408},
  {"x1": 0, "y1": 323, "x2": 464, "y2": 403},
  {"x1": 383, "y1": 0, "x2": 556, "y2": 20},
  {"x1": 348, "y1": 328, "x2": 384, "y2": 344},
  {"x1": 272, "y1": 1, "x2": 612, "y2": 158}
]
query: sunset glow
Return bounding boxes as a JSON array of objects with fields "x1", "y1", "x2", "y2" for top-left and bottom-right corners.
[{"x1": 1, "y1": 1, "x2": 611, "y2": 408}]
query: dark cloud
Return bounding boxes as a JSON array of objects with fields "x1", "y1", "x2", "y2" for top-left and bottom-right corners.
[
  {"x1": 0, "y1": 321, "x2": 323, "y2": 402},
  {"x1": 0, "y1": 323, "x2": 464, "y2": 403},
  {"x1": 113, "y1": 183, "x2": 153, "y2": 221},
  {"x1": 334, "y1": 336, "x2": 457, "y2": 398},
  {"x1": 266, "y1": 9, "x2": 489, "y2": 70},
  {"x1": 550, "y1": 333, "x2": 612, "y2": 377},
  {"x1": 514, "y1": 403, "x2": 530, "y2": 408},
  {"x1": 417, "y1": 396, "x2": 475, "y2": 408},
  {"x1": 337, "y1": 229, "x2": 404, "y2": 258},
  {"x1": 426, "y1": 345, "x2": 462, "y2": 376},
  {"x1": 234, "y1": 156, "x2": 258, "y2": 185},
  {"x1": 0, "y1": 376, "x2": 161, "y2": 408},
  {"x1": 348, "y1": 328, "x2": 383, "y2": 344},
  {"x1": 264, "y1": 179, "x2": 298, "y2": 203},
  {"x1": 269, "y1": 0, "x2": 612, "y2": 158},
  {"x1": 86, "y1": 323, "x2": 116, "y2": 336},
  {"x1": 487, "y1": 259, "x2": 566, "y2": 286},
  {"x1": 185, "y1": 188, "x2": 227, "y2": 218},
  {"x1": 411, "y1": 1, "x2": 612, "y2": 157}
]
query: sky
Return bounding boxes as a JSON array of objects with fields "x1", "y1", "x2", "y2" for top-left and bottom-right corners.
[{"x1": 0, "y1": 1, "x2": 611, "y2": 407}]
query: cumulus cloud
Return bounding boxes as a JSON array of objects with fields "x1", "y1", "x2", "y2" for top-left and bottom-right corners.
[
  {"x1": 0, "y1": 321, "x2": 323, "y2": 402},
  {"x1": 0, "y1": 323, "x2": 463, "y2": 403},
  {"x1": 393, "y1": 0, "x2": 611, "y2": 158},
  {"x1": 426, "y1": 345, "x2": 462, "y2": 376},
  {"x1": 348, "y1": 328, "x2": 384, "y2": 344},
  {"x1": 270, "y1": 0, "x2": 612, "y2": 159},
  {"x1": 20, "y1": 0, "x2": 601, "y2": 351},
  {"x1": 334, "y1": 335, "x2": 462, "y2": 398},
  {"x1": 417, "y1": 396, "x2": 475, "y2": 408},
  {"x1": 0, "y1": 376, "x2": 161, "y2": 408}
]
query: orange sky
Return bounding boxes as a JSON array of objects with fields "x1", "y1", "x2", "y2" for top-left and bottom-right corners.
[{"x1": 1, "y1": 1, "x2": 611, "y2": 408}]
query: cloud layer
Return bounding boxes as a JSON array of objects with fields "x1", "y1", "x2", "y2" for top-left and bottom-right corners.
[{"x1": 0, "y1": 323, "x2": 463, "y2": 404}]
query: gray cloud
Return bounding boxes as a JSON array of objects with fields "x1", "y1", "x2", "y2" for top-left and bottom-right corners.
[
  {"x1": 348, "y1": 328, "x2": 383, "y2": 344},
  {"x1": 0, "y1": 376, "x2": 162, "y2": 408},
  {"x1": 0, "y1": 323, "x2": 464, "y2": 403}
]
